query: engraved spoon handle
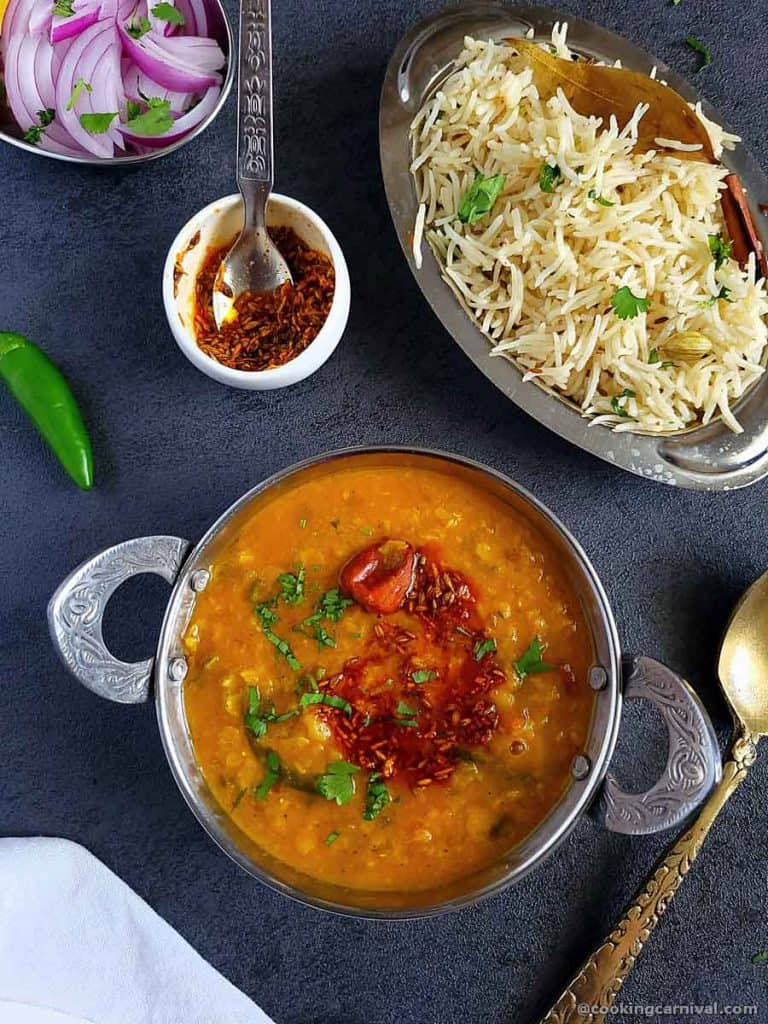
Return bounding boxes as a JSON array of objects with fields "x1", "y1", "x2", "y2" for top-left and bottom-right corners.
[
  {"x1": 539, "y1": 729, "x2": 758, "y2": 1024},
  {"x1": 236, "y1": 0, "x2": 274, "y2": 225}
]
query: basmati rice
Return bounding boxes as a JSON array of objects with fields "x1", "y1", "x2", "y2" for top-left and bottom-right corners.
[{"x1": 409, "y1": 27, "x2": 768, "y2": 433}]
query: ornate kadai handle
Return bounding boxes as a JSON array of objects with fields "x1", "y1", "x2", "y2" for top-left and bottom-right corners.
[
  {"x1": 237, "y1": 0, "x2": 273, "y2": 185},
  {"x1": 601, "y1": 656, "x2": 721, "y2": 835},
  {"x1": 47, "y1": 536, "x2": 190, "y2": 704},
  {"x1": 540, "y1": 729, "x2": 757, "y2": 1024}
]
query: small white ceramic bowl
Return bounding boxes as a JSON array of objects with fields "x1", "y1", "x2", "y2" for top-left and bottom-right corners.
[{"x1": 162, "y1": 193, "x2": 350, "y2": 389}]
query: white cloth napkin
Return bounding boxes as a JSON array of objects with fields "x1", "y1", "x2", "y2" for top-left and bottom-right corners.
[{"x1": 0, "y1": 838, "x2": 274, "y2": 1024}]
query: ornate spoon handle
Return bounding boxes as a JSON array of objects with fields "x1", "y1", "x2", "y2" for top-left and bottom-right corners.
[
  {"x1": 237, "y1": 0, "x2": 273, "y2": 225},
  {"x1": 540, "y1": 728, "x2": 758, "y2": 1024}
]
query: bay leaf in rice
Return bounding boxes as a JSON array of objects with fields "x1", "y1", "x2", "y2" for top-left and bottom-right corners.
[{"x1": 506, "y1": 38, "x2": 717, "y2": 163}]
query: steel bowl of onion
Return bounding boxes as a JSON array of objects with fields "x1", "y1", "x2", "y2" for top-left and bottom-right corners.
[{"x1": 0, "y1": 0, "x2": 233, "y2": 164}]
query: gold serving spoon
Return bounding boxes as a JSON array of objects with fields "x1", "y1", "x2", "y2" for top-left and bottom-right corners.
[{"x1": 540, "y1": 569, "x2": 767, "y2": 1024}]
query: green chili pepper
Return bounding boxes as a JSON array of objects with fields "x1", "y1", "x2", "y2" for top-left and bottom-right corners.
[{"x1": 0, "y1": 332, "x2": 94, "y2": 490}]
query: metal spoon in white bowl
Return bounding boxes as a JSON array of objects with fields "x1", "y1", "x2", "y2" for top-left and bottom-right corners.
[{"x1": 212, "y1": 0, "x2": 291, "y2": 329}]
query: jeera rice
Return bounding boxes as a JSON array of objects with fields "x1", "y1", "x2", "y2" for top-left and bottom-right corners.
[{"x1": 409, "y1": 25, "x2": 768, "y2": 433}]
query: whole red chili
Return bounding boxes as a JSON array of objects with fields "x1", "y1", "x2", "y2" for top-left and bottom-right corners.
[{"x1": 339, "y1": 539, "x2": 416, "y2": 614}]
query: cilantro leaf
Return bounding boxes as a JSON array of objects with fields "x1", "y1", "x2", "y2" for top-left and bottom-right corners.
[
  {"x1": 458, "y1": 172, "x2": 506, "y2": 224},
  {"x1": 316, "y1": 760, "x2": 360, "y2": 805},
  {"x1": 648, "y1": 348, "x2": 660, "y2": 364},
  {"x1": 539, "y1": 162, "x2": 562, "y2": 193},
  {"x1": 254, "y1": 599, "x2": 278, "y2": 628},
  {"x1": 473, "y1": 637, "x2": 497, "y2": 661},
  {"x1": 151, "y1": 1, "x2": 185, "y2": 25},
  {"x1": 299, "y1": 691, "x2": 353, "y2": 715},
  {"x1": 66, "y1": 78, "x2": 92, "y2": 111},
  {"x1": 254, "y1": 750, "x2": 281, "y2": 801},
  {"x1": 686, "y1": 36, "x2": 711, "y2": 70},
  {"x1": 52, "y1": 0, "x2": 74, "y2": 14},
  {"x1": 124, "y1": 98, "x2": 173, "y2": 137},
  {"x1": 610, "y1": 388, "x2": 636, "y2": 418},
  {"x1": 587, "y1": 188, "x2": 615, "y2": 207},
  {"x1": 278, "y1": 565, "x2": 305, "y2": 604},
  {"x1": 702, "y1": 284, "x2": 732, "y2": 307},
  {"x1": 610, "y1": 285, "x2": 651, "y2": 320},
  {"x1": 318, "y1": 588, "x2": 354, "y2": 622},
  {"x1": 395, "y1": 700, "x2": 419, "y2": 728},
  {"x1": 752, "y1": 951, "x2": 768, "y2": 966},
  {"x1": 126, "y1": 100, "x2": 142, "y2": 120},
  {"x1": 707, "y1": 233, "x2": 733, "y2": 271},
  {"x1": 22, "y1": 108, "x2": 55, "y2": 145},
  {"x1": 80, "y1": 111, "x2": 118, "y2": 134},
  {"x1": 514, "y1": 637, "x2": 556, "y2": 681},
  {"x1": 125, "y1": 15, "x2": 151, "y2": 37},
  {"x1": 324, "y1": 830, "x2": 340, "y2": 846},
  {"x1": 244, "y1": 685, "x2": 298, "y2": 738},
  {"x1": 363, "y1": 772, "x2": 391, "y2": 821},
  {"x1": 411, "y1": 668, "x2": 437, "y2": 684}
]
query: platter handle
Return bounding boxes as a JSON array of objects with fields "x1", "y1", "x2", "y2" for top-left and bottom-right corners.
[
  {"x1": 47, "y1": 536, "x2": 190, "y2": 705},
  {"x1": 599, "y1": 655, "x2": 721, "y2": 835}
]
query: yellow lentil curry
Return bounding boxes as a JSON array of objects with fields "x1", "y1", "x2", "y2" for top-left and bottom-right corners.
[{"x1": 183, "y1": 463, "x2": 594, "y2": 894}]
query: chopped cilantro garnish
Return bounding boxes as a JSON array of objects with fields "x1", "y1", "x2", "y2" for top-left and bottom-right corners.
[
  {"x1": 124, "y1": 97, "x2": 173, "y2": 137},
  {"x1": 363, "y1": 772, "x2": 391, "y2": 821},
  {"x1": 610, "y1": 286, "x2": 651, "y2": 320},
  {"x1": 254, "y1": 599, "x2": 278, "y2": 628},
  {"x1": 514, "y1": 637, "x2": 556, "y2": 681},
  {"x1": 539, "y1": 162, "x2": 562, "y2": 193},
  {"x1": 125, "y1": 100, "x2": 142, "y2": 120},
  {"x1": 318, "y1": 588, "x2": 353, "y2": 622},
  {"x1": 296, "y1": 588, "x2": 353, "y2": 648},
  {"x1": 395, "y1": 700, "x2": 419, "y2": 728},
  {"x1": 752, "y1": 951, "x2": 768, "y2": 965},
  {"x1": 22, "y1": 108, "x2": 55, "y2": 145},
  {"x1": 244, "y1": 685, "x2": 298, "y2": 738},
  {"x1": 299, "y1": 518, "x2": 307, "y2": 529},
  {"x1": 66, "y1": 78, "x2": 92, "y2": 111},
  {"x1": 299, "y1": 691, "x2": 353, "y2": 715},
  {"x1": 232, "y1": 787, "x2": 247, "y2": 809},
  {"x1": 458, "y1": 172, "x2": 506, "y2": 224},
  {"x1": 473, "y1": 637, "x2": 497, "y2": 661},
  {"x1": 52, "y1": 0, "x2": 74, "y2": 14},
  {"x1": 610, "y1": 388, "x2": 636, "y2": 418},
  {"x1": 254, "y1": 750, "x2": 281, "y2": 801},
  {"x1": 316, "y1": 760, "x2": 359, "y2": 805},
  {"x1": 150, "y1": 2, "x2": 185, "y2": 25},
  {"x1": 648, "y1": 348, "x2": 660, "y2": 364},
  {"x1": 587, "y1": 188, "x2": 615, "y2": 207},
  {"x1": 411, "y1": 668, "x2": 437, "y2": 684},
  {"x1": 125, "y1": 15, "x2": 151, "y2": 37},
  {"x1": 324, "y1": 830, "x2": 341, "y2": 846},
  {"x1": 278, "y1": 565, "x2": 305, "y2": 604},
  {"x1": 708, "y1": 233, "x2": 733, "y2": 270},
  {"x1": 262, "y1": 628, "x2": 301, "y2": 669},
  {"x1": 702, "y1": 284, "x2": 732, "y2": 307},
  {"x1": 686, "y1": 36, "x2": 711, "y2": 70},
  {"x1": 80, "y1": 111, "x2": 118, "y2": 134}
]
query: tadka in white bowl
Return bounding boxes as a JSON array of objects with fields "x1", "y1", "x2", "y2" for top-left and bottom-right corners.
[{"x1": 163, "y1": 193, "x2": 350, "y2": 389}]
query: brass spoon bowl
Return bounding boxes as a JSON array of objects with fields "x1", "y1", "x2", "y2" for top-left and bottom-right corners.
[{"x1": 540, "y1": 570, "x2": 767, "y2": 1024}]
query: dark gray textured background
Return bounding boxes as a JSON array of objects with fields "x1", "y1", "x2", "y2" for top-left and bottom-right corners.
[{"x1": 1, "y1": 1, "x2": 766, "y2": 1021}]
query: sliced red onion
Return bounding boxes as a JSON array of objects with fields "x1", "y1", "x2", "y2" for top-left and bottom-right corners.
[
  {"x1": 118, "y1": 22, "x2": 222, "y2": 92},
  {"x1": 3, "y1": 0, "x2": 225, "y2": 159},
  {"x1": 50, "y1": 0, "x2": 102, "y2": 44},
  {"x1": 119, "y1": 79, "x2": 217, "y2": 146},
  {"x1": 55, "y1": 19, "x2": 124, "y2": 157},
  {"x1": 122, "y1": 61, "x2": 193, "y2": 113},
  {"x1": 29, "y1": 0, "x2": 52, "y2": 36}
]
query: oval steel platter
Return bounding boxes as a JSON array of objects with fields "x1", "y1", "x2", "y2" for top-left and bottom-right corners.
[{"x1": 379, "y1": 2, "x2": 768, "y2": 490}]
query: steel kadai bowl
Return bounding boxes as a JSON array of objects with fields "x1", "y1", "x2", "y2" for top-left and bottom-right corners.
[{"x1": 48, "y1": 448, "x2": 721, "y2": 918}]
